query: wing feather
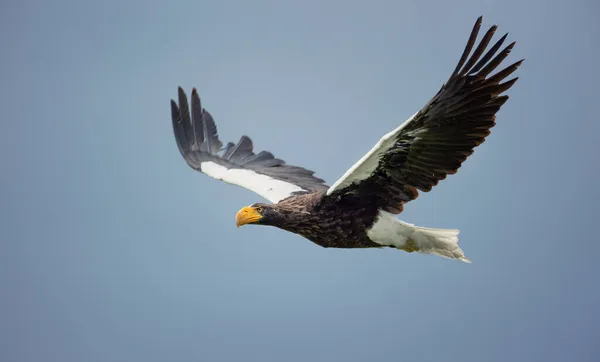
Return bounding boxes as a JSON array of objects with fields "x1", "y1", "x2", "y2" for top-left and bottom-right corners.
[
  {"x1": 324, "y1": 17, "x2": 523, "y2": 214},
  {"x1": 171, "y1": 88, "x2": 328, "y2": 203}
]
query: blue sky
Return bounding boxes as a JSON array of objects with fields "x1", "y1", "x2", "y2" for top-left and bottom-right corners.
[{"x1": 1, "y1": 0, "x2": 599, "y2": 361}]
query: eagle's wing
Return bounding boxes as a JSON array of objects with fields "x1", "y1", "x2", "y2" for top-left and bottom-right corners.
[
  {"x1": 171, "y1": 88, "x2": 328, "y2": 204},
  {"x1": 323, "y1": 16, "x2": 523, "y2": 214}
]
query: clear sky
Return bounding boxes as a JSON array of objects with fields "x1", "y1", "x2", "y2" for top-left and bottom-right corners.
[{"x1": 2, "y1": 0, "x2": 599, "y2": 361}]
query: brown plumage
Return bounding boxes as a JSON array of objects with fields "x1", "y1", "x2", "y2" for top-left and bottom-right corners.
[
  {"x1": 252, "y1": 192, "x2": 382, "y2": 248},
  {"x1": 170, "y1": 16, "x2": 523, "y2": 262}
]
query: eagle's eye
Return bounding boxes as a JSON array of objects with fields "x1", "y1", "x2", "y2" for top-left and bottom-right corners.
[{"x1": 255, "y1": 206, "x2": 264, "y2": 213}]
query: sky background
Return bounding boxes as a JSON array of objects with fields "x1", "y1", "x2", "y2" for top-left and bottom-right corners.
[{"x1": 1, "y1": 0, "x2": 599, "y2": 361}]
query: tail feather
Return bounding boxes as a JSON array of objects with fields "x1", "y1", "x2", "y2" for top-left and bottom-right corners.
[
  {"x1": 407, "y1": 224, "x2": 471, "y2": 263},
  {"x1": 366, "y1": 211, "x2": 470, "y2": 263}
]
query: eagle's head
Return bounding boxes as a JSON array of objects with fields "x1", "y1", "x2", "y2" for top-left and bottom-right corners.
[{"x1": 235, "y1": 203, "x2": 284, "y2": 227}]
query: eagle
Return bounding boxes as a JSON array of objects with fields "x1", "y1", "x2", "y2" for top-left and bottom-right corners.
[{"x1": 170, "y1": 17, "x2": 522, "y2": 263}]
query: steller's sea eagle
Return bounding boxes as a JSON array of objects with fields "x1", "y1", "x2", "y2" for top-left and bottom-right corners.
[{"x1": 170, "y1": 16, "x2": 522, "y2": 263}]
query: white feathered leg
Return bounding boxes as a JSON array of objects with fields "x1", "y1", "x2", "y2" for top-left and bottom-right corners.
[{"x1": 366, "y1": 211, "x2": 470, "y2": 263}]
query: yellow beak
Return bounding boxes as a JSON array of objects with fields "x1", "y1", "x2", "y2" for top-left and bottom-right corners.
[{"x1": 235, "y1": 206, "x2": 263, "y2": 227}]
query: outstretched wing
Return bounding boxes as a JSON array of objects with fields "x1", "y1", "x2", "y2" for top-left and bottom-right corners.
[
  {"x1": 323, "y1": 16, "x2": 523, "y2": 214},
  {"x1": 171, "y1": 87, "x2": 328, "y2": 203}
]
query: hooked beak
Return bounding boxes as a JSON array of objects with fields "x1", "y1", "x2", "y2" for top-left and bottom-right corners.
[{"x1": 235, "y1": 206, "x2": 263, "y2": 227}]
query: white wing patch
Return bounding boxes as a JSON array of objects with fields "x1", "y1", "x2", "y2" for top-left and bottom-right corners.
[
  {"x1": 200, "y1": 161, "x2": 305, "y2": 204},
  {"x1": 326, "y1": 112, "x2": 418, "y2": 195}
]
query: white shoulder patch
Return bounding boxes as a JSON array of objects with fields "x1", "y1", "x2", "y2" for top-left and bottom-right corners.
[
  {"x1": 200, "y1": 161, "x2": 305, "y2": 204},
  {"x1": 326, "y1": 111, "x2": 418, "y2": 195}
]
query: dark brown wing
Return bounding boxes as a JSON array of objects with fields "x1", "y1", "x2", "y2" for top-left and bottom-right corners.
[
  {"x1": 323, "y1": 16, "x2": 523, "y2": 214},
  {"x1": 171, "y1": 88, "x2": 328, "y2": 203}
]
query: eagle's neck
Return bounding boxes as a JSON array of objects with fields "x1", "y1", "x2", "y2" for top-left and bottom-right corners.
[{"x1": 270, "y1": 193, "x2": 321, "y2": 234}]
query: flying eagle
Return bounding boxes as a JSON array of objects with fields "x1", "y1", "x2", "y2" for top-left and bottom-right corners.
[{"x1": 170, "y1": 17, "x2": 522, "y2": 263}]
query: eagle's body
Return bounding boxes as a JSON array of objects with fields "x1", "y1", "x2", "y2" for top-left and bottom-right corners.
[
  {"x1": 262, "y1": 191, "x2": 382, "y2": 249},
  {"x1": 170, "y1": 17, "x2": 523, "y2": 263}
]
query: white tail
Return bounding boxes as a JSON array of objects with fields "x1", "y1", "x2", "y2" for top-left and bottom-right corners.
[
  {"x1": 366, "y1": 211, "x2": 471, "y2": 263},
  {"x1": 408, "y1": 224, "x2": 470, "y2": 263}
]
